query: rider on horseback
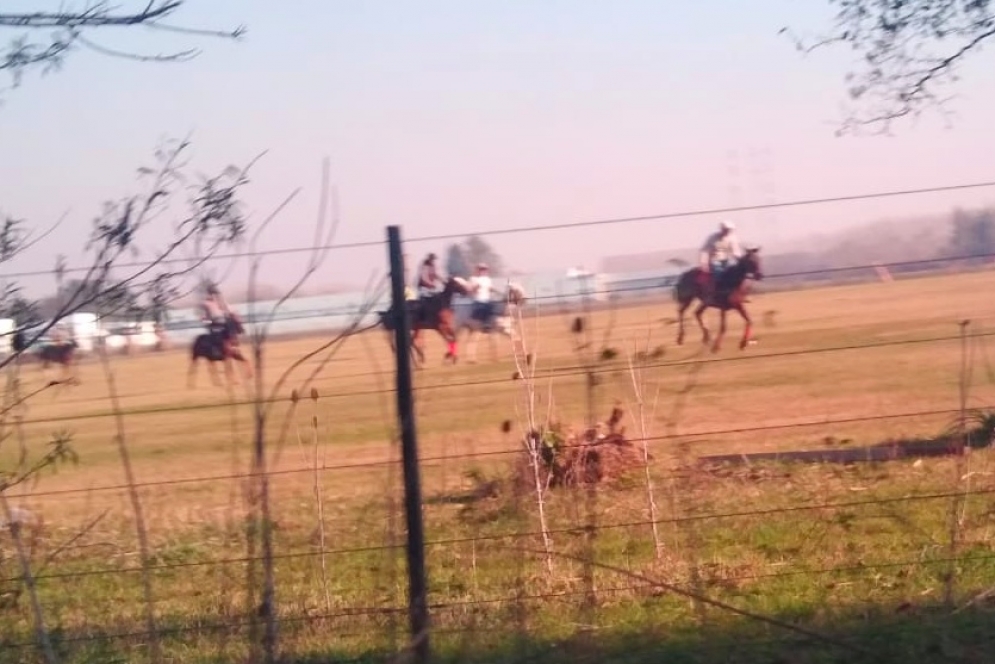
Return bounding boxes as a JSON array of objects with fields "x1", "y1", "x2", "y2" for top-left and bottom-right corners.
[
  {"x1": 699, "y1": 220, "x2": 743, "y2": 301},
  {"x1": 416, "y1": 253, "x2": 442, "y2": 299},
  {"x1": 201, "y1": 284, "x2": 233, "y2": 355},
  {"x1": 469, "y1": 262, "x2": 495, "y2": 331}
]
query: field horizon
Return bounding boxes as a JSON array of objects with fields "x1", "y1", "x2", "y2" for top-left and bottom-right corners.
[{"x1": 2, "y1": 268, "x2": 995, "y2": 663}]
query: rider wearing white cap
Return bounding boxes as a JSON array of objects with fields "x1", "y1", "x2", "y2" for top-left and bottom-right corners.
[{"x1": 699, "y1": 220, "x2": 743, "y2": 298}]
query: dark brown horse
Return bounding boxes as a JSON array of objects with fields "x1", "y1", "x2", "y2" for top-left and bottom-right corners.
[
  {"x1": 35, "y1": 339, "x2": 80, "y2": 382},
  {"x1": 378, "y1": 277, "x2": 471, "y2": 366},
  {"x1": 673, "y1": 247, "x2": 763, "y2": 352},
  {"x1": 8, "y1": 329, "x2": 78, "y2": 382},
  {"x1": 187, "y1": 313, "x2": 252, "y2": 387}
]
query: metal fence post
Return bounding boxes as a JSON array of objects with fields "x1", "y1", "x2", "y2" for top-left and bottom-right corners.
[{"x1": 386, "y1": 225, "x2": 431, "y2": 662}]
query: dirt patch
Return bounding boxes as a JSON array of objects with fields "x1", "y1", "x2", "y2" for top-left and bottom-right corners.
[{"x1": 697, "y1": 413, "x2": 995, "y2": 470}]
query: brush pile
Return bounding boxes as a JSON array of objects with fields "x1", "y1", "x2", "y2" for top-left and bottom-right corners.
[{"x1": 519, "y1": 406, "x2": 650, "y2": 489}]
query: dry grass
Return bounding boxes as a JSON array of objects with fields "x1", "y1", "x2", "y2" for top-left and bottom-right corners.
[{"x1": 2, "y1": 270, "x2": 995, "y2": 662}]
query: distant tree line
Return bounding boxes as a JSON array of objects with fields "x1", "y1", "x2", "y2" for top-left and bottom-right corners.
[
  {"x1": 444, "y1": 235, "x2": 506, "y2": 278},
  {"x1": 762, "y1": 206, "x2": 995, "y2": 286}
]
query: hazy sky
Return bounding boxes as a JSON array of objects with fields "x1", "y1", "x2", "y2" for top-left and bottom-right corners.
[{"x1": 1, "y1": 1, "x2": 994, "y2": 296}]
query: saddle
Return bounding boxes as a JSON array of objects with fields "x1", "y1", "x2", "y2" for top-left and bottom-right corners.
[
  {"x1": 696, "y1": 269, "x2": 732, "y2": 305},
  {"x1": 410, "y1": 295, "x2": 442, "y2": 325}
]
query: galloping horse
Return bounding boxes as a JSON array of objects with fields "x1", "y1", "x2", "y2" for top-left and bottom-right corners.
[
  {"x1": 673, "y1": 247, "x2": 763, "y2": 352},
  {"x1": 36, "y1": 339, "x2": 80, "y2": 383},
  {"x1": 455, "y1": 282, "x2": 527, "y2": 363},
  {"x1": 187, "y1": 313, "x2": 252, "y2": 387},
  {"x1": 378, "y1": 277, "x2": 471, "y2": 366},
  {"x1": 9, "y1": 328, "x2": 79, "y2": 382}
]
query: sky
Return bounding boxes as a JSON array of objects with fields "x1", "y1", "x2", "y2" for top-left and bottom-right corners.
[{"x1": 1, "y1": 1, "x2": 994, "y2": 298}]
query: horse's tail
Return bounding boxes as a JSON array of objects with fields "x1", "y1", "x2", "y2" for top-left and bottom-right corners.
[
  {"x1": 673, "y1": 269, "x2": 697, "y2": 304},
  {"x1": 672, "y1": 272, "x2": 687, "y2": 302}
]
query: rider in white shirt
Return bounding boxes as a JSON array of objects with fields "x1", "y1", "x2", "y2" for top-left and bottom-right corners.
[
  {"x1": 699, "y1": 220, "x2": 743, "y2": 298},
  {"x1": 469, "y1": 263, "x2": 495, "y2": 329}
]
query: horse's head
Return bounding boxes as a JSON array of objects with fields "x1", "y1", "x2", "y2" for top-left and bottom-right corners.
[
  {"x1": 376, "y1": 309, "x2": 395, "y2": 331},
  {"x1": 446, "y1": 276, "x2": 473, "y2": 296},
  {"x1": 741, "y1": 246, "x2": 763, "y2": 281},
  {"x1": 505, "y1": 282, "x2": 527, "y2": 306},
  {"x1": 224, "y1": 313, "x2": 244, "y2": 337}
]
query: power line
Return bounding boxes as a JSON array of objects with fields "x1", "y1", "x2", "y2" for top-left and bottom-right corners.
[
  {"x1": 18, "y1": 327, "x2": 993, "y2": 427},
  {"x1": 38, "y1": 247, "x2": 987, "y2": 329},
  {"x1": 8, "y1": 486, "x2": 992, "y2": 585},
  {"x1": 22, "y1": 395, "x2": 988, "y2": 500},
  {"x1": 14, "y1": 551, "x2": 995, "y2": 649},
  {"x1": 2, "y1": 179, "x2": 994, "y2": 280}
]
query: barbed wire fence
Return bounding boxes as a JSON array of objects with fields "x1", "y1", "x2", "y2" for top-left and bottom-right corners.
[{"x1": 1, "y1": 187, "x2": 995, "y2": 663}]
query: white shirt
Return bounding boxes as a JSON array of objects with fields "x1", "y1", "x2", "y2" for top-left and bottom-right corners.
[
  {"x1": 700, "y1": 231, "x2": 742, "y2": 266},
  {"x1": 470, "y1": 275, "x2": 492, "y2": 303}
]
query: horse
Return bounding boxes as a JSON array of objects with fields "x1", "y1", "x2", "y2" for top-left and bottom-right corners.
[
  {"x1": 673, "y1": 247, "x2": 764, "y2": 353},
  {"x1": 455, "y1": 282, "x2": 527, "y2": 363},
  {"x1": 35, "y1": 339, "x2": 80, "y2": 383},
  {"x1": 187, "y1": 313, "x2": 252, "y2": 388},
  {"x1": 377, "y1": 276, "x2": 471, "y2": 367}
]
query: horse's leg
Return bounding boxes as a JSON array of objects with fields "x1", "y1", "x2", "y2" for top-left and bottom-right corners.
[
  {"x1": 238, "y1": 350, "x2": 254, "y2": 381},
  {"x1": 736, "y1": 303, "x2": 754, "y2": 350},
  {"x1": 439, "y1": 328, "x2": 455, "y2": 363},
  {"x1": 68, "y1": 355, "x2": 79, "y2": 384},
  {"x1": 694, "y1": 302, "x2": 710, "y2": 344},
  {"x1": 446, "y1": 325, "x2": 459, "y2": 364},
  {"x1": 218, "y1": 341, "x2": 236, "y2": 386},
  {"x1": 712, "y1": 308, "x2": 728, "y2": 353},
  {"x1": 466, "y1": 328, "x2": 479, "y2": 364},
  {"x1": 439, "y1": 311, "x2": 458, "y2": 362},
  {"x1": 677, "y1": 297, "x2": 691, "y2": 346},
  {"x1": 232, "y1": 344, "x2": 254, "y2": 381},
  {"x1": 187, "y1": 356, "x2": 199, "y2": 388},
  {"x1": 208, "y1": 359, "x2": 223, "y2": 387},
  {"x1": 409, "y1": 328, "x2": 425, "y2": 368},
  {"x1": 489, "y1": 330, "x2": 499, "y2": 363}
]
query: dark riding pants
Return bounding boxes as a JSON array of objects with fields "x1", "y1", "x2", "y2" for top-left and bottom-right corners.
[{"x1": 471, "y1": 301, "x2": 495, "y2": 328}]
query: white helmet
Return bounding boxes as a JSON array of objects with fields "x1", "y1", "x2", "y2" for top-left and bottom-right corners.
[{"x1": 720, "y1": 220, "x2": 735, "y2": 231}]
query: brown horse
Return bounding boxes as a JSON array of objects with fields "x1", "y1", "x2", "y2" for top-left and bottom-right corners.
[
  {"x1": 8, "y1": 329, "x2": 78, "y2": 382},
  {"x1": 673, "y1": 247, "x2": 763, "y2": 352},
  {"x1": 35, "y1": 339, "x2": 80, "y2": 383},
  {"x1": 378, "y1": 277, "x2": 471, "y2": 367},
  {"x1": 187, "y1": 313, "x2": 252, "y2": 387}
]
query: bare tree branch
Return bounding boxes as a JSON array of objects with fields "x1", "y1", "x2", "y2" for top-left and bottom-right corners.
[
  {"x1": 0, "y1": 1, "x2": 243, "y2": 93},
  {"x1": 75, "y1": 34, "x2": 199, "y2": 63},
  {"x1": 786, "y1": 0, "x2": 995, "y2": 133}
]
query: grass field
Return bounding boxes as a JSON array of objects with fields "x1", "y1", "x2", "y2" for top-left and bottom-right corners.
[{"x1": 3, "y1": 270, "x2": 995, "y2": 663}]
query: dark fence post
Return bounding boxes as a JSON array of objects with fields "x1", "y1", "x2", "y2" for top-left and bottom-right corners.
[{"x1": 386, "y1": 226, "x2": 431, "y2": 662}]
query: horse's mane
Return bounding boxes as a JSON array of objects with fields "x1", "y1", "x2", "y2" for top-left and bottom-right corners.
[
  {"x1": 506, "y1": 281, "x2": 527, "y2": 304},
  {"x1": 715, "y1": 250, "x2": 760, "y2": 290}
]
